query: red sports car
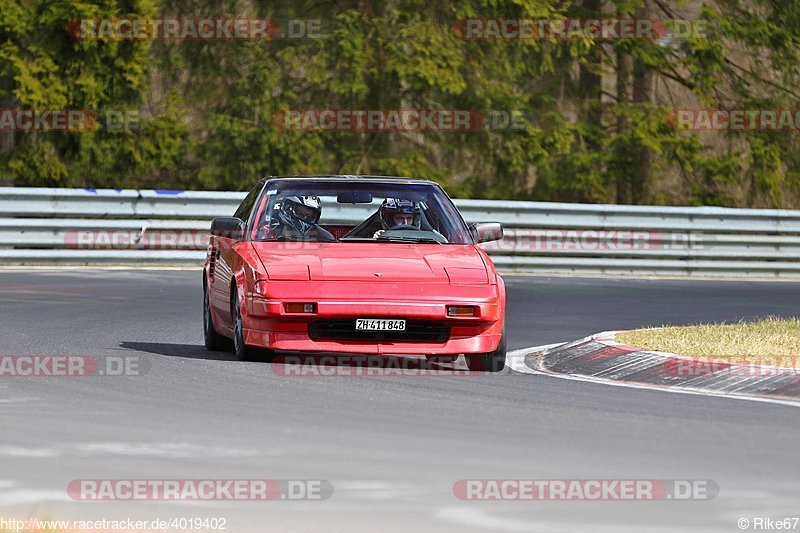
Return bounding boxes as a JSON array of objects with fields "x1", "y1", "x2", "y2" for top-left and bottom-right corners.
[{"x1": 203, "y1": 176, "x2": 507, "y2": 371}]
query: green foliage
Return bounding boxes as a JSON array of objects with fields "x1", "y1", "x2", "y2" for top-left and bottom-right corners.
[
  {"x1": 0, "y1": 0, "x2": 184, "y2": 187},
  {"x1": 1, "y1": 0, "x2": 799, "y2": 208}
]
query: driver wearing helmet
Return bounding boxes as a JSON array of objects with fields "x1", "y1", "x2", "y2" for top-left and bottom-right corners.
[
  {"x1": 373, "y1": 198, "x2": 420, "y2": 238},
  {"x1": 341, "y1": 197, "x2": 447, "y2": 241},
  {"x1": 260, "y1": 195, "x2": 335, "y2": 242}
]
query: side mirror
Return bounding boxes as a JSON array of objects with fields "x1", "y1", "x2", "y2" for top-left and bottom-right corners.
[
  {"x1": 211, "y1": 217, "x2": 246, "y2": 240},
  {"x1": 470, "y1": 222, "x2": 503, "y2": 244}
]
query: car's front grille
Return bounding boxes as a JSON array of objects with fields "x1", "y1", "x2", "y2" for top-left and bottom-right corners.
[{"x1": 308, "y1": 319, "x2": 450, "y2": 343}]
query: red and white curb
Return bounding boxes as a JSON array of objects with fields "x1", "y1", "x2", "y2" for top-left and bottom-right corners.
[{"x1": 508, "y1": 332, "x2": 800, "y2": 407}]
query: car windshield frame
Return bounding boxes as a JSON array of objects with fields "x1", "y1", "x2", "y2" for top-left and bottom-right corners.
[{"x1": 248, "y1": 178, "x2": 473, "y2": 245}]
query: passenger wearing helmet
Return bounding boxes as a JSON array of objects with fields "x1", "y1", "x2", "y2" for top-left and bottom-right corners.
[
  {"x1": 260, "y1": 195, "x2": 335, "y2": 241},
  {"x1": 373, "y1": 198, "x2": 420, "y2": 238}
]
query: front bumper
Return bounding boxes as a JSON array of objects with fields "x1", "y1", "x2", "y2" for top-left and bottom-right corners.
[
  {"x1": 243, "y1": 329, "x2": 503, "y2": 355},
  {"x1": 242, "y1": 281, "x2": 504, "y2": 355}
]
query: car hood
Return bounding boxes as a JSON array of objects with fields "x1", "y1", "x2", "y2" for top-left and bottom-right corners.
[{"x1": 252, "y1": 242, "x2": 489, "y2": 283}]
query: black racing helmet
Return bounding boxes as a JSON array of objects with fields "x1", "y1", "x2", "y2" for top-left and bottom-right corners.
[
  {"x1": 379, "y1": 198, "x2": 420, "y2": 229},
  {"x1": 278, "y1": 195, "x2": 322, "y2": 235}
]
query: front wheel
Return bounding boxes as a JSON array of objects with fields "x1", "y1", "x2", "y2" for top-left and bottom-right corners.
[
  {"x1": 465, "y1": 328, "x2": 506, "y2": 372},
  {"x1": 204, "y1": 283, "x2": 232, "y2": 352}
]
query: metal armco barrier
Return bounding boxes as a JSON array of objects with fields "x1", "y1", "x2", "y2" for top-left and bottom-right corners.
[{"x1": 1, "y1": 187, "x2": 800, "y2": 278}]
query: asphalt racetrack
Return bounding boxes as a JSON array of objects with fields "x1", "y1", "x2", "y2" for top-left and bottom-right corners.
[{"x1": 1, "y1": 270, "x2": 799, "y2": 532}]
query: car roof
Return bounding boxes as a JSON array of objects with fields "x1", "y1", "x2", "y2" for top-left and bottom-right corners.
[{"x1": 260, "y1": 175, "x2": 438, "y2": 186}]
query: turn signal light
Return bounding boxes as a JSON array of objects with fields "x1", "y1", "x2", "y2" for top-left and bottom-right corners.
[
  {"x1": 285, "y1": 302, "x2": 317, "y2": 314},
  {"x1": 447, "y1": 305, "x2": 478, "y2": 317}
]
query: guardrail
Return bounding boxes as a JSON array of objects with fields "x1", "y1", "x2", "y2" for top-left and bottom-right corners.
[{"x1": 1, "y1": 187, "x2": 800, "y2": 278}]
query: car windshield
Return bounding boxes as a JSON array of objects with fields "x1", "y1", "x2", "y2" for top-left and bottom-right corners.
[{"x1": 250, "y1": 179, "x2": 473, "y2": 244}]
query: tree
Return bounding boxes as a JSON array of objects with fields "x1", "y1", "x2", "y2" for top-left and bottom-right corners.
[{"x1": 0, "y1": 0, "x2": 189, "y2": 187}]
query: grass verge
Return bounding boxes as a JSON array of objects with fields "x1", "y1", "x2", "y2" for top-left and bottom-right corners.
[{"x1": 615, "y1": 316, "x2": 800, "y2": 364}]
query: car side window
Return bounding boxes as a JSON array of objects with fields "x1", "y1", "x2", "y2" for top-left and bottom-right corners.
[{"x1": 234, "y1": 182, "x2": 263, "y2": 224}]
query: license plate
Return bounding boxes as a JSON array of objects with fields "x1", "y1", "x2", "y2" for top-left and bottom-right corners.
[{"x1": 355, "y1": 319, "x2": 406, "y2": 331}]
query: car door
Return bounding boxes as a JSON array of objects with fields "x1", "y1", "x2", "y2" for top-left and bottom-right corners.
[{"x1": 210, "y1": 182, "x2": 263, "y2": 328}]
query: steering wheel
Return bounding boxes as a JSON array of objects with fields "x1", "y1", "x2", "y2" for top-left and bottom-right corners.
[{"x1": 386, "y1": 224, "x2": 418, "y2": 231}]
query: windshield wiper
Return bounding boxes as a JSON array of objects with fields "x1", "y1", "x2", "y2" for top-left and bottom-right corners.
[
  {"x1": 376, "y1": 236, "x2": 442, "y2": 244},
  {"x1": 338, "y1": 237, "x2": 375, "y2": 242}
]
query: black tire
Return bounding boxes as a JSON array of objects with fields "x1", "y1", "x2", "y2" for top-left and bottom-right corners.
[
  {"x1": 204, "y1": 282, "x2": 232, "y2": 352},
  {"x1": 465, "y1": 328, "x2": 506, "y2": 372},
  {"x1": 231, "y1": 285, "x2": 272, "y2": 362}
]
